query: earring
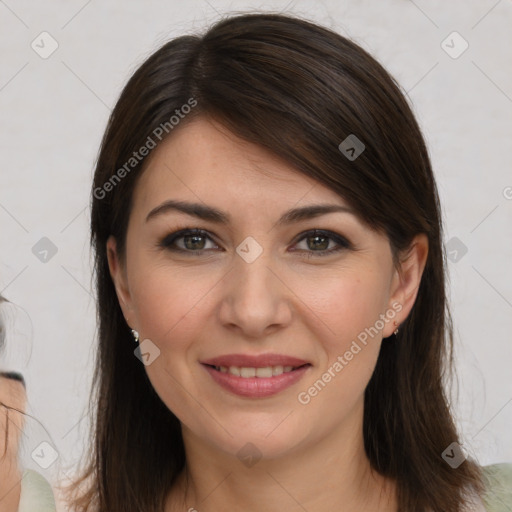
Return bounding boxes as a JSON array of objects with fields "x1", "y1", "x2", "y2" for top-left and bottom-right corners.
[
  {"x1": 131, "y1": 329, "x2": 139, "y2": 343},
  {"x1": 393, "y1": 321, "x2": 399, "y2": 336}
]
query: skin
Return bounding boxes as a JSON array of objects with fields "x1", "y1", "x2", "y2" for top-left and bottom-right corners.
[
  {"x1": 0, "y1": 376, "x2": 26, "y2": 511},
  {"x1": 107, "y1": 117, "x2": 428, "y2": 512}
]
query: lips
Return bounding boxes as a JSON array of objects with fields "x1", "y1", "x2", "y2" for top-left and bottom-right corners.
[
  {"x1": 201, "y1": 354, "x2": 310, "y2": 368},
  {"x1": 200, "y1": 353, "x2": 311, "y2": 398}
]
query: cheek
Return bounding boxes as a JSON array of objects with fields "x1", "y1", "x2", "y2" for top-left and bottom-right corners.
[
  {"x1": 128, "y1": 267, "x2": 212, "y2": 421},
  {"x1": 130, "y1": 262, "x2": 216, "y2": 343},
  {"x1": 292, "y1": 269, "x2": 389, "y2": 352},
  {"x1": 293, "y1": 274, "x2": 389, "y2": 419}
]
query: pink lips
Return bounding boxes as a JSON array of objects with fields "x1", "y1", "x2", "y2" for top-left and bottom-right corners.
[
  {"x1": 201, "y1": 353, "x2": 309, "y2": 368},
  {"x1": 200, "y1": 353, "x2": 311, "y2": 398}
]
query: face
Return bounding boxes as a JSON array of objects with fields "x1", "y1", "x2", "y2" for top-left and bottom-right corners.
[{"x1": 108, "y1": 117, "x2": 427, "y2": 462}]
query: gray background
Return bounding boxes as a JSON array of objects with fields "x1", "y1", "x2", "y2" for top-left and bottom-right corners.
[{"x1": 1, "y1": 0, "x2": 511, "y2": 490}]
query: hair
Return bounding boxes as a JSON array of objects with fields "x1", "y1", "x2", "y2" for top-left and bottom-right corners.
[{"x1": 67, "y1": 12, "x2": 485, "y2": 512}]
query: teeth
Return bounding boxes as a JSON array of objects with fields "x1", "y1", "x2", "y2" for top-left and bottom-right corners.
[
  {"x1": 256, "y1": 367, "x2": 273, "y2": 378},
  {"x1": 272, "y1": 365, "x2": 283, "y2": 376},
  {"x1": 240, "y1": 367, "x2": 256, "y2": 378},
  {"x1": 216, "y1": 365, "x2": 300, "y2": 378}
]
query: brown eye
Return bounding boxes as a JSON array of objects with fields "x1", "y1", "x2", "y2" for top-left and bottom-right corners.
[
  {"x1": 160, "y1": 228, "x2": 220, "y2": 254},
  {"x1": 159, "y1": 227, "x2": 351, "y2": 258},
  {"x1": 292, "y1": 230, "x2": 351, "y2": 258},
  {"x1": 182, "y1": 233, "x2": 207, "y2": 250}
]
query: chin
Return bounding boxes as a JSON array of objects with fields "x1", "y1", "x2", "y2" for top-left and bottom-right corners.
[{"x1": 187, "y1": 410, "x2": 313, "y2": 463}]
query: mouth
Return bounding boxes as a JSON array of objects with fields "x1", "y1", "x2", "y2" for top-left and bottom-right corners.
[
  {"x1": 200, "y1": 354, "x2": 312, "y2": 398},
  {"x1": 205, "y1": 363, "x2": 310, "y2": 378}
]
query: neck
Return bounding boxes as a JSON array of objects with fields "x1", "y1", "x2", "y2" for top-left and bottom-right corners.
[{"x1": 166, "y1": 401, "x2": 397, "y2": 512}]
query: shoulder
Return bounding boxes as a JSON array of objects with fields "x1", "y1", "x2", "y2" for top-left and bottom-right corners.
[
  {"x1": 18, "y1": 469, "x2": 57, "y2": 512},
  {"x1": 480, "y1": 463, "x2": 512, "y2": 512}
]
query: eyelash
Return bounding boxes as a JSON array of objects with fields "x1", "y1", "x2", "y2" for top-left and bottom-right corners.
[{"x1": 158, "y1": 227, "x2": 352, "y2": 258}]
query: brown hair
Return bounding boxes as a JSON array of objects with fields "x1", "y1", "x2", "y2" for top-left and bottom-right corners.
[{"x1": 67, "y1": 12, "x2": 484, "y2": 512}]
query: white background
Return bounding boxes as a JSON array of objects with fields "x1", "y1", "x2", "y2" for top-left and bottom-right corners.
[{"x1": 0, "y1": 0, "x2": 511, "y2": 487}]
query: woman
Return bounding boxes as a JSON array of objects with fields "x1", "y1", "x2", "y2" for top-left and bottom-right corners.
[
  {"x1": 0, "y1": 295, "x2": 57, "y2": 512},
  {"x1": 67, "y1": 13, "x2": 511, "y2": 512}
]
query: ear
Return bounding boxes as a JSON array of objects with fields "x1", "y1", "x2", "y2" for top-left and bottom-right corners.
[
  {"x1": 383, "y1": 233, "x2": 429, "y2": 338},
  {"x1": 106, "y1": 235, "x2": 136, "y2": 329}
]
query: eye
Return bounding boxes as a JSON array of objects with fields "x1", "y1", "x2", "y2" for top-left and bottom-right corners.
[
  {"x1": 159, "y1": 228, "x2": 219, "y2": 253},
  {"x1": 159, "y1": 227, "x2": 351, "y2": 259},
  {"x1": 291, "y1": 229, "x2": 351, "y2": 258}
]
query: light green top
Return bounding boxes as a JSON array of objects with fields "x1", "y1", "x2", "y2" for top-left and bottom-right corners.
[
  {"x1": 14, "y1": 463, "x2": 512, "y2": 511},
  {"x1": 17, "y1": 469, "x2": 56, "y2": 512},
  {"x1": 481, "y1": 463, "x2": 512, "y2": 512}
]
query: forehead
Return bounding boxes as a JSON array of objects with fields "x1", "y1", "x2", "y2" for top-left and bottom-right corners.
[{"x1": 134, "y1": 117, "x2": 351, "y2": 214}]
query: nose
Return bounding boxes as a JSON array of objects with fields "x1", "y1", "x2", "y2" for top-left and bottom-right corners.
[{"x1": 218, "y1": 247, "x2": 293, "y2": 340}]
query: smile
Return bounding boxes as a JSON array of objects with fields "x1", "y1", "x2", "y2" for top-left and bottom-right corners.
[
  {"x1": 200, "y1": 354, "x2": 312, "y2": 398},
  {"x1": 212, "y1": 365, "x2": 303, "y2": 378}
]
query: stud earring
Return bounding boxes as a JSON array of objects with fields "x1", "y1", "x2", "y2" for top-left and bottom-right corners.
[
  {"x1": 393, "y1": 321, "x2": 399, "y2": 336},
  {"x1": 131, "y1": 329, "x2": 139, "y2": 343}
]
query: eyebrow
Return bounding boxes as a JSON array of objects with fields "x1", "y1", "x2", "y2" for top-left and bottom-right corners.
[{"x1": 145, "y1": 199, "x2": 355, "y2": 226}]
